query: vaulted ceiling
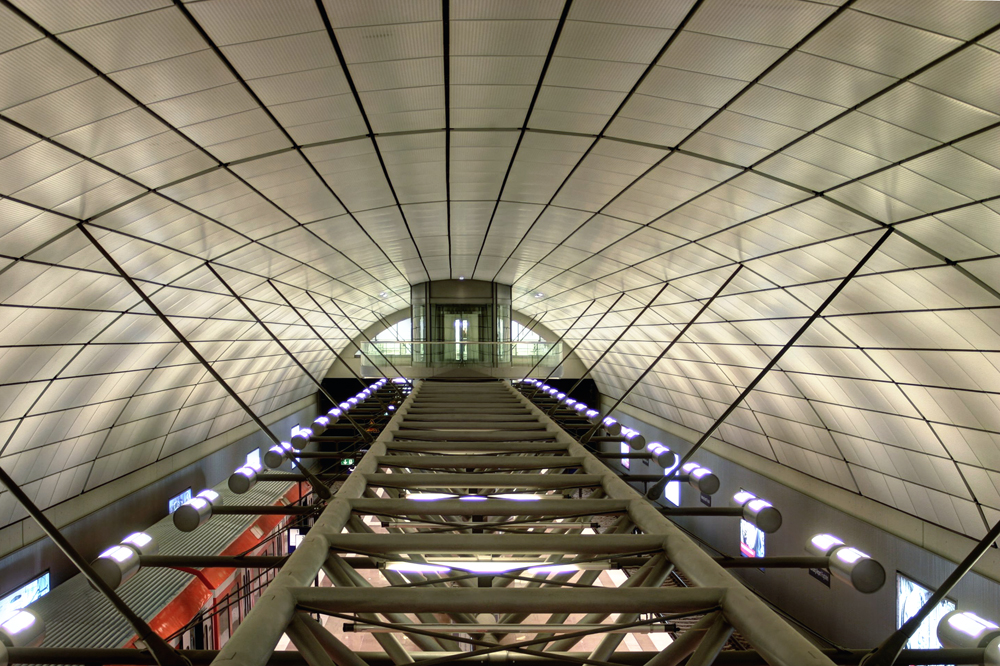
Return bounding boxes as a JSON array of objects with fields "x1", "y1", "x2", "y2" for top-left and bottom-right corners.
[{"x1": 1, "y1": 0, "x2": 1000, "y2": 542}]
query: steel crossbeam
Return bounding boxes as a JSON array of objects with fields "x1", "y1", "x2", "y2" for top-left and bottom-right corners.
[
  {"x1": 375, "y1": 455, "x2": 585, "y2": 469},
  {"x1": 349, "y1": 498, "x2": 628, "y2": 516},
  {"x1": 362, "y1": 472, "x2": 602, "y2": 489},
  {"x1": 210, "y1": 379, "x2": 840, "y2": 666},
  {"x1": 293, "y1": 586, "x2": 723, "y2": 614}
]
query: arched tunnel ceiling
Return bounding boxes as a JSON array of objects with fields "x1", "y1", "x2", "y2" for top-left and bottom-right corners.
[{"x1": 0, "y1": 0, "x2": 1000, "y2": 541}]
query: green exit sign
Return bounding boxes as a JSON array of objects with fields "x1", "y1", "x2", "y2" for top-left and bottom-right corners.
[{"x1": 341, "y1": 458, "x2": 355, "y2": 465}]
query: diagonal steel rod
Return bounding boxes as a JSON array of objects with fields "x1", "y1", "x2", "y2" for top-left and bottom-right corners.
[
  {"x1": 531, "y1": 292, "x2": 627, "y2": 398},
  {"x1": 548, "y1": 282, "x2": 670, "y2": 415},
  {"x1": 79, "y1": 225, "x2": 332, "y2": 499},
  {"x1": 308, "y1": 609, "x2": 716, "y2": 666},
  {"x1": 206, "y1": 263, "x2": 372, "y2": 443},
  {"x1": 860, "y1": 513, "x2": 1000, "y2": 666},
  {"x1": 651, "y1": 228, "x2": 894, "y2": 498},
  {"x1": 520, "y1": 299, "x2": 597, "y2": 382},
  {"x1": 0, "y1": 464, "x2": 187, "y2": 666},
  {"x1": 581, "y1": 266, "x2": 743, "y2": 444},
  {"x1": 270, "y1": 279, "x2": 389, "y2": 408},
  {"x1": 330, "y1": 297, "x2": 409, "y2": 378},
  {"x1": 301, "y1": 290, "x2": 407, "y2": 402}
]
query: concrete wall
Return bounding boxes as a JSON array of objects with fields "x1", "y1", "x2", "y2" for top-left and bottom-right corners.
[
  {"x1": 608, "y1": 406, "x2": 1000, "y2": 649},
  {"x1": 0, "y1": 398, "x2": 318, "y2": 598}
]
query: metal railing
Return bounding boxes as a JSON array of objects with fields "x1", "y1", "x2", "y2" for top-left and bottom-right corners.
[{"x1": 359, "y1": 341, "x2": 562, "y2": 373}]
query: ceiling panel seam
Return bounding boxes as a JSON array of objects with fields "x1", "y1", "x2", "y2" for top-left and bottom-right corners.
[
  {"x1": 485, "y1": 1, "x2": 706, "y2": 282},
  {"x1": 169, "y1": 0, "x2": 413, "y2": 296},
  {"x1": 509, "y1": 1, "x2": 854, "y2": 292},
  {"x1": 312, "y1": 0, "x2": 431, "y2": 283},
  {"x1": 518, "y1": 15, "x2": 1000, "y2": 302},
  {"x1": 468, "y1": 0, "x2": 574, "y2": 277},
  {"x1": 0, "y1": 0, "x2": 405, "y2": 306}
]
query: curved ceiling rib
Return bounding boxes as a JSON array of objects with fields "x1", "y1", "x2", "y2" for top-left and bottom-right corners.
[{"x1": 0, "y1": 0, "x2": 999, "y2": 547}]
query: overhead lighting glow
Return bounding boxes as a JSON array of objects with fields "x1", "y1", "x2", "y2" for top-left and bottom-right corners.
[
  {"x1": 197, "y1": 489, "x2": 220, "y2": 503},
  {"x1": 835, "y1": 547, "x2": 869, "y2": 565},
  {"x1": 406, "y1": 493, "x2": 457, "y2": 501},
  {"x1": 386, "y1": 561, "x2": 587, "y2": 575},
  {"x1": 490, "y1": 494, "x2": 544, "y2": 501},
  {"x1": 122, "y1": 532, "x2": 152, "y2": 549},
  {"x1": 948, "y1": 612, "x2": 999, "y2": 638},
  {"x1": 809, "y1": 534, "x2": 844, "y2": 554},
  {"x1": 1, "y1": 610, "x2": 36, "y2": 634}
]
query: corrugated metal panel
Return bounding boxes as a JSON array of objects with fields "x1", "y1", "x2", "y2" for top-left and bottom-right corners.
[{"x1": 28, "y1": 479, "x2": 296, "y2": 648}]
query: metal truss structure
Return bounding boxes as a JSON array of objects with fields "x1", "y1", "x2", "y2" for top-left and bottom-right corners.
[{"x1": 205, "y1": 379, "x2": 835, "y2": 666}]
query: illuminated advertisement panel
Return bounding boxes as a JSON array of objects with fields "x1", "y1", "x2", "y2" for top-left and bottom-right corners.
[
  {"x1": 897, "y1": 573, "x2": 955, "y2": 650},
  {"x1": 0, "y1": 573, "x2": 49, "y2": 623},
  {"x1": 740, "y1": 518, "x2": 765, "y2": 558},
  {"x1": 168, "y1": 487, "x2": 192, "y2": 514}
]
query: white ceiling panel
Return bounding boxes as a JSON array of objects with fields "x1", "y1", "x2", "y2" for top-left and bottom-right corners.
[{"x1": 0, "y1": 0, "x2": 997, "y2": 542}]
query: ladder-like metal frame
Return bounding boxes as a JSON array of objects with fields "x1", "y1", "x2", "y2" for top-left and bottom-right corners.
[{"x1": 213, "y1": 380, "x2": 837, "y2": 666}]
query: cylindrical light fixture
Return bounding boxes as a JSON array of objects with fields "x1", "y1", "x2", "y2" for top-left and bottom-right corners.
[
  {"x1": 686, "y1": 465, "x2": 720, "y2": 495},
  {"x1": 0, "y1": 609, "x2": 44, "y2": 648},
  {"x1": 91, "y1": 544, "x2": 141, "y2": 590},
  {"x1": 647, "y1": 442, "x2": 678, "y2": 469},
  {"x1": 173, "y1": 493, "x2": 217, "y2": 532},
  {"x1": 938, "y1": 610, "x2": 1000, "y2": 650},
  {"x1": 805, "y1": 534, "x2": 885, "y2": 593},
  {"x1": 731, "y1": 491, "x2": 782, "y2": 533},
  {"x1": 228, "y1": 465, "x2": 259, "y2": 494},
  {"x1": 622, "y1": 427, "x2": 646, "y2": 450},
  {"x1": 312, "y1": 415, "x2": 330, "y2": 430},
  {"x1": 290, "y1": 427, "x2": 312, "y2": 450},
  {"x1": 828, "y1": 546, "x2": 885, "y2": 594},
  {"x1": 264, "y1": 442, "x2": 292, "y2": 469},
  {"x1": 743, "y1": 498, "x2": 782, "y2": 534},
  {"x1": 327, "y1": 408, "x2": 342, "y2": 424},
  {"x1": 602, "y1": 416, "x2": 622, "y2": 436},
  {"x1": 121, "y1": 531, "x2": 157, "y2": 556}
]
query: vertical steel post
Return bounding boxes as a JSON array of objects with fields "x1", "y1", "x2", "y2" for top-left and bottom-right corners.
[
  {"x1": 581, "y1": 266, "x2": 742, "y2": 443},
  {"x1": 649, "y1": 228, "x2": 893, "y2": 498},
  {"x1": 547, "y1": 281, "x2": 671, "y2": 415},
  {"x1": 78, "y1": 224, "x2": 332, "y2": 498}
]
